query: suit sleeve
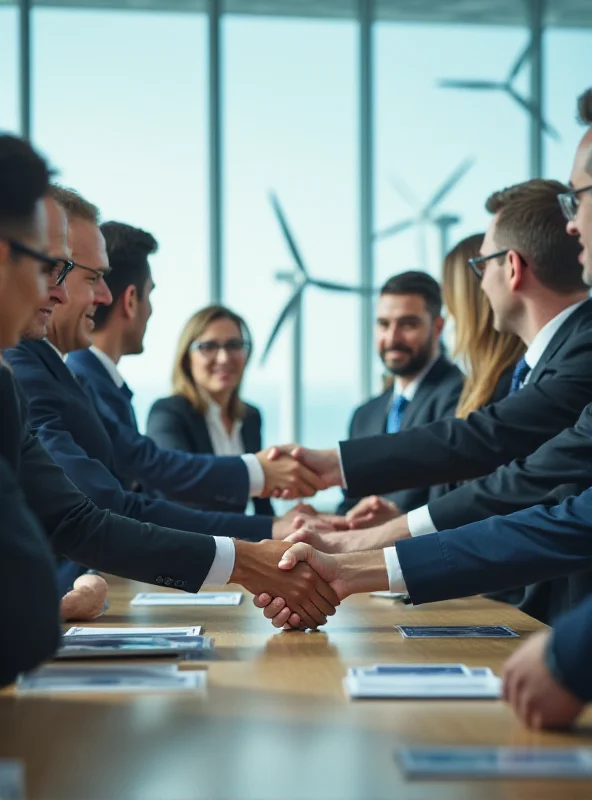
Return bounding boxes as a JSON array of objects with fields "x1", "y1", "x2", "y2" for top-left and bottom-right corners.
[
  {"x1": 147, "y1": 399, "x2": 195, "y2": 452},
  {"x1": 427, "y1": 405, "x2": 592, "y2": 531},
  {"x1": 341, "y1": 333, "x2": 592, "y2": 498},
  {"x1": 396, "y1": 488, "x2": 592, "y2": 606},
  {"x1": 0, "y1": 458, "x2": 61, "y2": 688},
  {"x1": 249, "y1": 408, "x2": 274, "y2": 517},
  {"x1": 87, "y1": 390, "x2": 250, "y2": 508},
  {"x1": 549, "y1": 595, "x2": 592, "y2": 702},
  {"x1": 13, "y1": 375, "x2": 271, "y2": 543}
]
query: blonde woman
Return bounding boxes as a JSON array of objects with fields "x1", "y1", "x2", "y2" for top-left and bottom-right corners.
[{"x1": 147, "y1": 305, "x2": 274, "y2": 515}]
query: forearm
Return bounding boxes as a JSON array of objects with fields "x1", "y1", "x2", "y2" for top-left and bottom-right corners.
[
  {"x1": 335, "y1": 550, "x2": 390, "y2": 596},
  {"x1": 344, "y1": 516, "x2": 411, "y2": 553}
]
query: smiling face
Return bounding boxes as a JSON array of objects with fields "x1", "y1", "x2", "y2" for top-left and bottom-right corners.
[
  {"x1": 567, "y1": 129, "x2": 592, "y2": 286},
  {"x1": 188, "y1": 316, "x2": 248, "y2": 400},
  {"x1": 46, "y1": 217, "x2": 112, "y2": 354},
  {"x1": 375, "y1": 292, "x2": 441, "y2": 378}
]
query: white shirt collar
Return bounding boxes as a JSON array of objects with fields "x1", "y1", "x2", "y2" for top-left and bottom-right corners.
[
  {"x1": 393, "y1": 354, "x2": 439, "y2": 402},
  {"x1": 44, "y1": 338, "x2": 66, "y2": 362},
  {"x1": 524, "y1": 300, "x2": 588, "y2": 372},
  {"x1": 203, "y1": 394, "x2": 244, "y2": 456},
  {"x1": 89, "y1": 346, "x2": 125, "y2": 389}
]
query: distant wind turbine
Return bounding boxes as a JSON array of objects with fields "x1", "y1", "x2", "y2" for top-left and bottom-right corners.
[
  {"x1": 374, "y1": 158, "x2": 474, "y2": 269},
  {"x1": 262, "y1": 192, "x2": 375, "y2": 441},
  {"x1": 438, "y1": 43, "x2": 559, "y2": 140}
]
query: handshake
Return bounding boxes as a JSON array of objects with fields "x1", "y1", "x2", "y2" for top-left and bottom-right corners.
[{"x1": 255, "y1": 445, "x2": 344, "y2": 500}]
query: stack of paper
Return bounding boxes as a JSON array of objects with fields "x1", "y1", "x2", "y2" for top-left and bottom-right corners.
[
  {"x1": 344, "y1": 663, "x2": 502, "y2": 699},
  {"x1": 17, "y1": 664, "x2": 207, "y2": 694},
  {"x1": 130, "y1": 592, "x2": 242, "y2": 607},
  {"x1": 59, "y1": 626, "x2": 213, "y2": 660}
]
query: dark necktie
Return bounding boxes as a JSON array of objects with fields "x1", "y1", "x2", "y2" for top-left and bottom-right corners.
[
  {"x1": 510, "y1": 356, "x2": 531, "y2": 394},
  {"x1": 386, "y1": 395, "x2": 409, "y2": 433}
]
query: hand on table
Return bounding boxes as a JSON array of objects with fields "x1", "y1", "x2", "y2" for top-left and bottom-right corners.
[
  {"x1": 61, "y1": 573, "x2": 108, "y2": 621},
  {"x1": 502, "y1": 630, "x2": 585, "y2": 729},
  {"x1": 345, "y1": 495, "x2": 401, "y2": 528},
  {"x1": 231, "y1": 539, "x2": 340, "y2": 629}
]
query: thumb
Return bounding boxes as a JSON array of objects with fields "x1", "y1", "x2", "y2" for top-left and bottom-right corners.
[
  {"x1": 278, "y1": 542, "x2": 314, "y2": 570},
  {"x1": 267, "y1": 446, "x2": 281, "y2": 462},
  {"x1": 284, "y1": 530, "x2": 311, "y2": 545}
]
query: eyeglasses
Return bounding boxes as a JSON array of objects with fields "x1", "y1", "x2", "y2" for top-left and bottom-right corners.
[
  {"x1": 468, "y1": 249, "x2": 510, "y2": 280},
  {"x1": 190, "y1": 337, "x2": 251, "y2": 358},
  {"x1": 557, "y1": 184, "x2": 592, "y2": 222},
  {"x1": 7, "y1": 239, "x2": 74, "y2": 286},
  {"x1": 71, "y1": 260, "x2": 112, "y2": 284}
]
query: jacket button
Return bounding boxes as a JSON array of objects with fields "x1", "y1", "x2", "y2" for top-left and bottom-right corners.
[
  {"x1": 155, "y1": 575, "x2": 164, "y2": 585},
  {"x1": 164, "y1": 577, "x2": 173, "y2": 586},
  {"x1": 175, "y1": 580, "x2": 185, "y2": 589}
]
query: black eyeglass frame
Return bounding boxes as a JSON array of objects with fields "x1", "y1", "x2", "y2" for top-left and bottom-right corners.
[
  {"x1": 6, "y1": 239, "x2": 74, "y2": 286},
  {"x1": 557, "y1": 184, "x2": 592, "y2": 222},
  {"x1": 468, "y1": 249, "x2": 510, "y2": 280},
  {"x1": 71, "y1": 260, "x2": 112, "y2": 282}
]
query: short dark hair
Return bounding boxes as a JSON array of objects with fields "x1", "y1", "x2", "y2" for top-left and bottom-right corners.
[
  {"x1": 486, "y1": 179, "x2": 586, "y2": 294},
  {"x1": 577, "y1": 88, "x2": 592, "y2": 126},
  {"x1": 94, "y1": 221, "x2": 158, "y2": 330},
  {"x1": 380, "y1": 270, "x2": 442, "y2": 319},
  {"x1": 49, "y1": 185, "x2": 99, "y2": 224},
  {"x1": 0, "y1": 134, "x2": 52, "y2": 239}
]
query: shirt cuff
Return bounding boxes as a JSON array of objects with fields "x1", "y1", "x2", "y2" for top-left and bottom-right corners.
[
  {"x1": 241, "y1": 453, "x2": 265, "y2": 497},
  {"x1": 202, "y1": 536, "x2": 236, "y2": 586},
  {"x1": 337, "y1": 444, "x2": 348, "y2": 490},
  {"x1": 407, "y1": 504, "x2": 438, "y2": 537},
  {"x1": 383, "y1": 546, "x2": 407, "y2": 592}
]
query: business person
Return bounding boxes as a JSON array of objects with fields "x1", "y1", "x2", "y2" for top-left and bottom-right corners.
[
  {"x1": 336, "y1": 271, "x2": 463, "y2": 517},
  {"x1": 345, "y1": 235, "x2": 524, "y2": 527},
  {"x1": 272, "y1": 178, "x2": 592, "y2": 539},
  {"x1": 68, "y1": 220, "x2": 283, "y2": 511},
  {"x1": 0, "y1": 135, "x2": 62, "y2": 683},
  {"x1": 147, "y1": 304, "x2": 274, "y2": 515}
]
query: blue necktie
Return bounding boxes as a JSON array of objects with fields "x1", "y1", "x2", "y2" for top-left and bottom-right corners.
[
  {"x1": 509, "y1": 356, "x2": 531, "y2": 394},
  {"x1": 386, "y1": 395, "x2": 409, "y2": 433}
]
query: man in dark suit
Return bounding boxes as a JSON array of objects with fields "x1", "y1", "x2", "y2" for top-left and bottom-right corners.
[
  {"x1": 337, "y1": 271, "x2": 463, "y2": 516},
  {"x1": 68, "y1": 220, "x2": 272, "y2": 515}
]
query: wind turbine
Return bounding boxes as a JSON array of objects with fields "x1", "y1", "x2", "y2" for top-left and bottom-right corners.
[
  {"x1": 262, "y1": 192, "x2": 375, "y2": 443},
  {"x1": 373, "y1": 158, "x2": 474, "y2": 271},
  {"x1": 437, "y1": 42, "x2": 559, "y2": 140}
]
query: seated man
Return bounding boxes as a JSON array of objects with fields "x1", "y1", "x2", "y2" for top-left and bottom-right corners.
[{"x1": 337, "y1": 271, "x2": 463, "y2": 516}]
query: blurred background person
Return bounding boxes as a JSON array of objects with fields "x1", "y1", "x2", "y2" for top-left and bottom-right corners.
[{"x1": 148, "y1": 305, "x2": 274, "y2": 516}]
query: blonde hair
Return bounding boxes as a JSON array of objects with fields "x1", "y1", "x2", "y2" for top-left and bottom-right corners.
[
  {"x1": 443, "y1": 233, "x2": 525, "y2": 418},
  {"x1": 172, "y1": 305, "x2": 251, "y2": 421}
]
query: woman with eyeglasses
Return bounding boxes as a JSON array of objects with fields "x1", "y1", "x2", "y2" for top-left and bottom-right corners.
[{"x1": 147, "y1": 305, "x2": 274, "y2": 516}]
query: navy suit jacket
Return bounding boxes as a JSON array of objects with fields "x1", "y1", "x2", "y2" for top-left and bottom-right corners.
[
  {"x1": 549, "y1": 594, "x2": 592, "y2": 702},
  {"x1": 0, "y1": 456, "x2": 61, "y2": 687},
  {"x1": 146, "y1": 392, "x2": 274, "y2": 516},
  {"x1": 337, "y1": 355, "x2": 464, "y2": 514},
  {"x1": 396, "y1": 487, "x2": 592, "y2": 625},
  {"x1": 0, "y1": 363, "x2": 219, "y2": 595},
  {"x1": 65, "y1": 347, "x2": 251, "y2": 509},
  {"x1": 3, "y1": 341, "x2": 272, "y2": 548}
]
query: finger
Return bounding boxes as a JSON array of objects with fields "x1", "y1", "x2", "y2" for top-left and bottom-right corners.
[
  {"x1": 299, "y1": 599, "x2": 327, "y2": 628},
  {"x1": 314, "y1": 577, "x2": 340, "y2": 608},
  {"x1": 267, "y1": 447, "x2": 282, "y2": 462},
  {"x1": 288, "y1": 612, "x2": 304, "y2": 628},
  {"x1": 292, "y1": 515, "x2": 307, "y2": 530},
  {"x1": 253, "y1": 593, "x2": 273, "y2": 608},
  {"x1": 278, "y1": 542, "x2": 312, "y2": 570},
  {"x1": 349, "y1": 513, "x2": 375, "y2": 528},
  {"x1": 270, "y1": 606, "x2": 293, "y2": 628},
  {"x1": 263, "y1": 596, "x2": 288, "y2": 619},
  {"x1": 309, "y1": 587, "x2": 337, "y2": 617},
  {"x1": 296, "y1": 464, "x2": 328, "y2": 492},
  {"x1": 294, "y1": 503, "x2": 317, "y2": 516}
]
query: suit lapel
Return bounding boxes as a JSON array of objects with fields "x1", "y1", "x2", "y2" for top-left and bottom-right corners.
[
  {"x1": 529, "y1": 300, "x2": 592, "y2": 384},
  {"x1": 399, "y1": 356, "x2": 447, "y2": 429},
  {"x1": 28, "y1": 340, "x2": 85, "y2": 394}
]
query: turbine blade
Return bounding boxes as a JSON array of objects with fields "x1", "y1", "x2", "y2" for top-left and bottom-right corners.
[
  {"x1": 269, "y1": 192, "x2": 309, "y2": 278},
  {"x1": 423, "y1": 158, "x2": 474, "y2": 215},
  {"x1": 311, "y1": 279, "x2": 375, "y2": 294},
  {"x1": 260, "y1": 286, "x2": 305, "y2": 365},
  {"x1": 508, "y1": 42, "x2": 532, "y2": 83},
  {"x1": 509, "y1": 90, "x2": 561, "y2": 140},
  {"x1": 373, "y1": 218, "x2": 415, "y2": 240},
  {"x1": 388, "y1": 173, "x2": 419, "y2": 208},
  {"x1": 438, "y1": 79, "x2": 501, "y2": 90}
]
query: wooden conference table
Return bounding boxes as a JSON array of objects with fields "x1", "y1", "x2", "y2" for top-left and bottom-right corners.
[{"x1": 2, "y1": 578, "x2": 592, "y2": 800}]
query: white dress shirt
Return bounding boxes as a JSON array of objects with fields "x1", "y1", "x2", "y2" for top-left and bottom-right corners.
[{"x1": 386, "y1": 299, "x2": 588, "y2": 590}]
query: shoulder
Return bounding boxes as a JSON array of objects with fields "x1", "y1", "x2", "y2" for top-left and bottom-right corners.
[
  {"x1": 149, "y1": 394, "x2": 197, "y2": 419},
  {"x1": 351, "y1": 390, "x2": 392, "y2": 421}
]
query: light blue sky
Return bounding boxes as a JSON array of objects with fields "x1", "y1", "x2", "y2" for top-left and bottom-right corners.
[{"x1": 1, "y1": 8, "x2": 591, "y2": 451}]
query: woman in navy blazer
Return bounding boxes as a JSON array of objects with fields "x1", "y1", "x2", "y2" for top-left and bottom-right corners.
[{"x1": 147, "y1": 305, "x2": 274, "y2": 516}]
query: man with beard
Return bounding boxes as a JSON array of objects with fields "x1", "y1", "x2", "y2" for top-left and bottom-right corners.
[{"x1": 337, "y1": 271, "x2": 463, "y2": 515}]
